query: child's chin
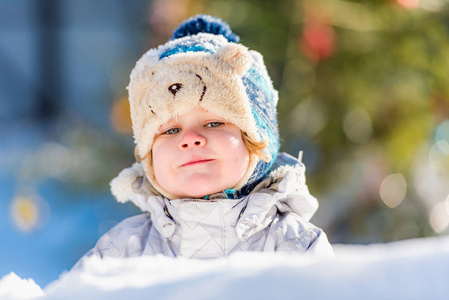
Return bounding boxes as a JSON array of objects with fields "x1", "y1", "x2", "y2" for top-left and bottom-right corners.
[
  {"x1": 170, "y1": 176, "x2": 240, "y2": 199},
  {"x1": 180, "y1": 186, "x2": 222, "y2": 199}
]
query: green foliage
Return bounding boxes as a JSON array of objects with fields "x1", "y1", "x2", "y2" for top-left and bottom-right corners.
[
  {"x1": 33, "y1": 0, "x2": 446, "y2": 243},
  {"x1": 204, "y1": 0, "x2": 449, "y2": 242}
]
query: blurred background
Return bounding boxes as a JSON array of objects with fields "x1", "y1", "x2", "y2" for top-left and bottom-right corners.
[{"x1": 1, "y1": 0, "x2": 449, "y2": 287}]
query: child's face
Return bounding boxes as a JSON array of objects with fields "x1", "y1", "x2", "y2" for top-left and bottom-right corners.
[{"x1": 152, "y1": 108, "x2": 250, "y2": 198}]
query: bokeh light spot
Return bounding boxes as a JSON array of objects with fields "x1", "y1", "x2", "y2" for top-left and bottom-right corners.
[
  {"x1": 111, "y1": 96, "x2": 133, "y2": 135},
  {"x1": 446, "y1": 194, "x2": 449, "y2": 213},
  {"x1": 429, "y1": 200, "x2": 449, "y2": 233},
  {"x1": 300, "y1": 22, "x2": 336, "y2": 61},
  {"x1": 429, "y1": 140, "x2": 449, "y2": 175},
  {"x1": 421, "y1": 0, "x2": 445, "y2": 12},
  {"x1": 379, "y1": 173, "x2": 407, "y2": 208},
  {"x1": 289, "y1": 98, "x2": 327, "y2": 138},
  {"x1": 435, "y1": 120, "x2": 449, "y2": 149},
  {"x1": 283, "y1": 60, "x2": 316, "y2": 95},
  {"x1": 10, "y1": 194, "x2": 50, "y2": 233},
  {"x1": 11, "y1": 196, "x2": 39, "y2": 232},
  {"x1": 396, "y1": 0, "x2": 420, "y2": 9},
  {"x1": 343, "y1": 108, "x2": 373, "y2": 144}
]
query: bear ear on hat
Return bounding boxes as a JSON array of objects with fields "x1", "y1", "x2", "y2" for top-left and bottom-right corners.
[{"x1": 214, "y1": 43, "x2": 251, "y2": 76}]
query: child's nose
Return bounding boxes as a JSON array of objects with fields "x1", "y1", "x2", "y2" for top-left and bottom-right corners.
[{"x1": 178, "y1": 130, "x2": 207, "y2": 150}]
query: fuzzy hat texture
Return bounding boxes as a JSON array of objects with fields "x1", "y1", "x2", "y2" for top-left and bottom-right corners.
[{"x1": 128, "y1": 15, "x2": 280, "y2": 199}]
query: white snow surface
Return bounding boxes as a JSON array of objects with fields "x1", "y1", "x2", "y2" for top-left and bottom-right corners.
[{"x1": 2, "y1": 236, "x2": 449, "y2": 300}]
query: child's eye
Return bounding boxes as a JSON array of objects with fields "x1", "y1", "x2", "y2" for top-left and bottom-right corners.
[
  {"x1": 163, "y1": 128, "x2": 181, "y2": 135},
  {"x1": 205, "y1": 122, "x2": 224, "y2": 128}
]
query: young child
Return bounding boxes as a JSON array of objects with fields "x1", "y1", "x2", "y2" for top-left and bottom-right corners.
[{"x1": 77, "y1": 15, "x2": 333, "y2": 265}]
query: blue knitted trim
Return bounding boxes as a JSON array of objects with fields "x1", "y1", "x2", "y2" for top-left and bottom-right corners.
[
  {"x1": 203, "y1": 188, "x2": 239, "y2": 200},
  {"x1": 224, "y1": 189, "x2": 237, "y2": 199},
  {"x1": 245, "y1": 68, "x2": 275, "y2": 109},
  {"x1": 241, "y1": 66, "x2": 280, "y2": 188},
  {"x1": 243, "y1": 69, "x2": 278, "y2": 135},
  {"x1": 160, "y1": 45, "x2": 214, "y2": 60}
]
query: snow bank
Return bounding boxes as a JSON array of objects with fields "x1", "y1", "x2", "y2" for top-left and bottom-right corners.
[
  {"x1": 2, "y1": 236, "x2": 449, "y2": 300},
  {"x1": 0, "y1": 273, "x2": 43, "y2": 300}
]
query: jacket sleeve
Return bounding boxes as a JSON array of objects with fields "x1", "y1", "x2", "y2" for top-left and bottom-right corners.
[
  {"x1": 273, "y1": 213, "x2": 334, "y2": 258},
  {"x1": 302, "y1": 229, "x2": 334, "y2": 258}
]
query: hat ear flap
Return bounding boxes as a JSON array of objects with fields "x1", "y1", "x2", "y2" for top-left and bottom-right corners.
[{"x1": 214, "y1": 44, "x2": 251, "y2": 76}]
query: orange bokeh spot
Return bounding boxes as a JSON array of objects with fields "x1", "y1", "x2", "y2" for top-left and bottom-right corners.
[
  {"x1": 11, "y1": 196, "x2": 39, "y2": 232},
  {"x1": 111, "y1": 96, "x2": 133, "y2": 135},
  {"x1": 300, "y1": 22, "x2": 336, "y2": 62},
  {"x1": 396, "y1": 0, "x2": 420, "y2": 9}
]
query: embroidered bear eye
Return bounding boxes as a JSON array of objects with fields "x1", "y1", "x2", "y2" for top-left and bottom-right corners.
[{"x1": 168, "y1": 83, "x2": 182, "y2": 95}]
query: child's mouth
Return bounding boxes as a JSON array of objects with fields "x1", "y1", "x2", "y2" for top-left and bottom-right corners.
[{"x1": 181, "y1": 159, "x2": 214, "y2": 167}]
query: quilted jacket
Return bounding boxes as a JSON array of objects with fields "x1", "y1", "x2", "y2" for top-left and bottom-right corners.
[{"x1": 75, "y1": 153, "x2": 333, "y2": 266}]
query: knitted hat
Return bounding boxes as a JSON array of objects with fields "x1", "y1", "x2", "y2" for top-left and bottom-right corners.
[{"x1": 129, "y1": 15, "x2": 280, "y2": 199}]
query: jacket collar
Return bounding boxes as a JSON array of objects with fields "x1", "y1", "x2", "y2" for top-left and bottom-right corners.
[{"x1": 110, "y1": 153, "x2": 318, "y2": 240}]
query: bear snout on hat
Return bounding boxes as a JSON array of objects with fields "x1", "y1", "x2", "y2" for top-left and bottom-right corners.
[{"x1": 147, "y1": 67, "x2": 210, "y2": 116}]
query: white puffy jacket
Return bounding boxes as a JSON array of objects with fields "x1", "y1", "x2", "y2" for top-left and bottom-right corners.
[{"x1": 76, "y1": 153, "x2": 333, "y2": 266}]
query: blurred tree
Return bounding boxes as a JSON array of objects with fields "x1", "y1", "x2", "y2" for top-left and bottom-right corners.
[
  {"x1": 197, "y1": 0, "x2": 449, "y2": 242},
  {"x1": 92, "y1": 0, "x2": 449, "y2": 242},
  {"x1": 8, "y1": 0, "x2": 449, "y2": 245}
]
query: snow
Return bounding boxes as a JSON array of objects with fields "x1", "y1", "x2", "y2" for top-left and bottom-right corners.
[
  {"x1": 2, "y1": 236, "x2": 449, "y2": 300},
  {"x1": 0, "y1": 273, "x2": 43, "y2": 300}
]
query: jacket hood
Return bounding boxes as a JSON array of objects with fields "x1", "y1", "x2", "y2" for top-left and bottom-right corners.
[{"x1": 110, "y1": 152, "x2": 318, "y2": 241}]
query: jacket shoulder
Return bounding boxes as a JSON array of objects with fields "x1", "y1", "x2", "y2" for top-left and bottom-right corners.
[
  {"x1": 72, "y1": 214, "x2": 155, "y2": 270},
  {"x1": 93, "y1": 213, "x2": 154, "y2": 258}
]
